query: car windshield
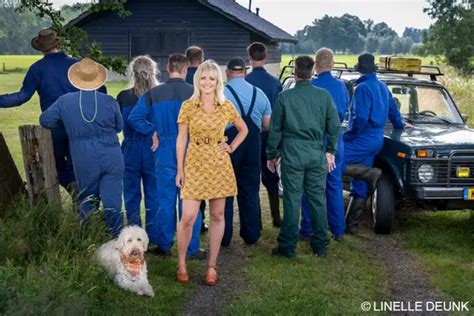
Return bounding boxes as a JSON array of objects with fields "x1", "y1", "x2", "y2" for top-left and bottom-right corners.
[{"x1": 389, "y1": 84, "x2": 464, "y2": 124}]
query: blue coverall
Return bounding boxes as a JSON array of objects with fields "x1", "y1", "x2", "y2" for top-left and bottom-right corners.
[
  {"x1": 245, "y1": 67, "x2": 283, "y2": 195},
  {"x1": 40, "y1": 91, "x2": 124, "y2": 236},
  {"x1": 127, "y1": 78, "x2": 202, "y2": 256},
  {"x1": 0, "y1": 52, "x2": 106, "y2": 189},
  {"x1": 300, "y1": 71, "x2": 350, "y2": 238},
  {"x1": 344, "y1": 73, "x2": 404, "y2": 198},
  {"x1": 117, "y1": 89, "x2": 158, "y2": 232},
  {"x1": 185, "y1": 66, "x2": 197, "y2": 85},
  {"x1": 223, "y1": 78, "x2": 272, "y2": 246}
]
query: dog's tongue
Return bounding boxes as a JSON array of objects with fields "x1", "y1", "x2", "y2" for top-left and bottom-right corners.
[{"x1": 131, "y1": 249, "x2": 140, "y2": 256}]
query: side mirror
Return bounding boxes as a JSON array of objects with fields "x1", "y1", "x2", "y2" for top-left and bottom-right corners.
[{"x1": 461, "y1": 113, "x2": 469, "y2": 123}]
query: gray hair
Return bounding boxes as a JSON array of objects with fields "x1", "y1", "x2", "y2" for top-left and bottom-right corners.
[
  {"x1": 128, "y1": 55, "x2": 160, "y2": 97},
  {"x1": 315, "y1": 47, "x2": 334, "y2": 69}
]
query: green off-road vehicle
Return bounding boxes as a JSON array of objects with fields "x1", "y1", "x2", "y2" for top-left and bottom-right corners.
[{"x1": 280, "y1": 63, "x2": 474, "y2": 234}]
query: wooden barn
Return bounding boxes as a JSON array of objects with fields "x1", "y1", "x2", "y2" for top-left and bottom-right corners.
[{"x1": 68, "y1": 0, "x2": 297, "y2": 78}]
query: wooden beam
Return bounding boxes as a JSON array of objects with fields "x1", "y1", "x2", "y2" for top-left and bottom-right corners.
[
  {"x1": 19, "y1": 125, "x2": 62, "y2": 209},
  {"x1": 0, "y1": 133, "x2": 26, "y2": 211}
]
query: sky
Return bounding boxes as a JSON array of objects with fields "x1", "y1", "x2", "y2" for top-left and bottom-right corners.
[{"x1": 51, "y1": 0, "x2": 434, "y2": 36}]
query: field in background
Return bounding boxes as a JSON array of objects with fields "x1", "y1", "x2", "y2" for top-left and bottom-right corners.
[{"x1": 0, "y1": 55, "x2": 472, "y2": 313}]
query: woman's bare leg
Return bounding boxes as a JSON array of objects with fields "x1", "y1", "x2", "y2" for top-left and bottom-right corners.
[
  {"x1": 208, "y1": 198, "x2": 226, "y2": 271},
  {"x1": 177, "y1": 199, "x2": 200, "y2": 272}
]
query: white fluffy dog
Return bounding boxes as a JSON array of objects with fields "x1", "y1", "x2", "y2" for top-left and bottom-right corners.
[{"x1": 96, "y1": 225, "x2": 154, "y2": 297}]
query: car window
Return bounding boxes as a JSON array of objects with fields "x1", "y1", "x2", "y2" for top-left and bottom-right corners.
[{"x1": 389, "y1": 84, "x2": 463, "y2": 124}]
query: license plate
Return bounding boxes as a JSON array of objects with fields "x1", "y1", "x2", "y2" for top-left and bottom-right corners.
[
  {"x1": 464, "y1": 188, "x2": 474, "y2": 200},
  {"x1": 456, "y1": 167, "x2": 470, "y2": 178}
]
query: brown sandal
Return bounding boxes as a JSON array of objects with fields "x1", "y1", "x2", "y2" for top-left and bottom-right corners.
[
  {"x1": 176, "y1": 264, "x2": 189, "y2": 284},
  {"x1": 204, "y1": 264, "x2": 218, "y2": 286}
]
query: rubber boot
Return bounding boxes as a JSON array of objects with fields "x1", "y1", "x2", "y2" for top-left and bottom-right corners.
[
  {"x1": 345, "y1": 197, "x2": 366, "y2": 234},
  {"x1": 268, "y1": 192, "x2": 282, "y2": 227},
  {"x1": 344, "y1": 164, "x2": 382, "y2": 193}
]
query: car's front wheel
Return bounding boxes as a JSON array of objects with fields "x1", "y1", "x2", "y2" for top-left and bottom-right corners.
[{"x1": 371, "y1": 172, "x2": 395, "y2": 234}]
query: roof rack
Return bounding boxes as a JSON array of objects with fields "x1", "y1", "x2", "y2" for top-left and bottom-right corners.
[
  {"x1": 332, "y1": 65, "x2": 444, "y2": 81},
  {"x1": 279, "y1": 60, "x2": 443, "y2": 82}
]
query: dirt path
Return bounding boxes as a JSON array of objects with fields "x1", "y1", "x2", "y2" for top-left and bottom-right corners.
[
  {"x1": 180, "y1": 203, "x2": 446, "y2": 315},
  {"x1": 180, "y1": 244, "x2": 251, "y2": 316},
  {"x1": 358, "y1": 214, "x2": 447, "y2": 315}
]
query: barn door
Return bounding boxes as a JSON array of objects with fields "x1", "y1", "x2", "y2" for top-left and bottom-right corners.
[{"x1": 129, "y1": 32, "x2": 190, "y2": 80}]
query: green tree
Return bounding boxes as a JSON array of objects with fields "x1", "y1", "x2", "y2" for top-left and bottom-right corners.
[
  {"x1": 0, "y1": 0, "x2": 49, "y2": 54},
  {"x1": 17, "y1": 0, "x2": 131, "y2": 74},
  {"x1": 422, "y1": 0, "x2": 473, "y2": 73},
  {"x1": 365, "y1": 35, "x2": 379, "y2": 53},
  {"x1": 378, "y1": 36, "x2": 394, "y2": 55},
  {"x1": 371, "y1": 22, "x2": 398, "y2": 38},
  {"x1": 402, "y1": 27, "x2": 424, "y2": 43}
]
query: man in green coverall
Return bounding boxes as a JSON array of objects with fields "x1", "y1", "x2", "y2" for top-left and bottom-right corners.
[{"x1": 267, "y1": 55, "x2": 340, "y2": 257}]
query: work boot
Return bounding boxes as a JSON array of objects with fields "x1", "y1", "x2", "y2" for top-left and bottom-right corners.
[
  {"x1": 345, "y1": 164, "x2": 382, "y2": 193},
  {"x1": 268, "y1": 192, "x2": 282, "y2": 227},
  {"x1": 345, "y1": 197, "x2": 366, "y2": 234}
]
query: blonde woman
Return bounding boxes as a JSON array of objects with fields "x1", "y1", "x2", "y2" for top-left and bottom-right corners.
[
  {"x1": 176, "y1": 60, "x2": 248, "y2": 285},
  {"x1": 117, "y1": 55, "x2": 159, "y2": 231}
]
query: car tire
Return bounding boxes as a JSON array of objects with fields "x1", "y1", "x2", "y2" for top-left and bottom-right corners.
[{"x1": 371, "y1": 172, "x2": 395, "y2": 234}]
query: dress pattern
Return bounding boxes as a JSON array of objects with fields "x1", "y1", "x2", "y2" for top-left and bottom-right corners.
[{"x1": 178, "y1": 99, "x2": 240, "y2": 200}]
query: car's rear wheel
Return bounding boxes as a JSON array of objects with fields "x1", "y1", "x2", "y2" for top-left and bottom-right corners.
[{"x1": 371, "y1": 172, "x2": 395, "y2": 234}]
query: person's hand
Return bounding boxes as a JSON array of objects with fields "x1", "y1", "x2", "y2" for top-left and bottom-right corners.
[
  {"x1": 218, "y1": 142, "x2": 233, "y2": 153},
  {"x1": 151, "y1": 132, "x2": 159, "y2": 152},
  {"x1": 176, "y1": 170, "x2": 185, "y2": 189},
  {"x1": 267, "y1": 159, "x2": 279, "y2": 173},
  {"x1": 326, "y1": 153, "x2": 336, "y2": 173},
  {"x1": 404, "y1": 122, "x2": 414, "y2": 129}
]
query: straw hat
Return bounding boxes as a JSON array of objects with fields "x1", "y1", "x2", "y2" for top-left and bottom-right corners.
[
  {"x1": 68, "y1": 58, "x2": 107, "y2": 91},
  {"x1": 31, "y1": 29, "x2": 62, "y2": 52}
]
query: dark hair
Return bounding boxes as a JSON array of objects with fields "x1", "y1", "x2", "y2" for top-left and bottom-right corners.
[
  {"x1": 247, "y1": 42, "x2": 267, "y2": 61},
  {"x1": 294, "y1": 55, "x2": 314, "y2": 79},
  {"x1": 168, "y1": 53, "x2": 189, "y2": 73},
  {"x1": 185, "y1": 46, "x2": 204, "y2": 64}
]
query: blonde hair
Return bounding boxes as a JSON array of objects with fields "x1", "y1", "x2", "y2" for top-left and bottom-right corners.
[
  {"x1": 315, "y1": 47, "x2": 334, "y2": 69},
  {"x1": 128, "y1": 55, "x2": 160, "y2": 97},
  {"x1": 190, "y1": 60, "x2": 226, "y2": 105}
]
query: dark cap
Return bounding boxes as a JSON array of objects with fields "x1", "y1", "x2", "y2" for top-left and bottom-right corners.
[
  {"x1": 355, "y1": 53, "x2": 378, "y2": 74},
  {"x1": 226, "y1": 57, "x2": 249, "y2": 71}
]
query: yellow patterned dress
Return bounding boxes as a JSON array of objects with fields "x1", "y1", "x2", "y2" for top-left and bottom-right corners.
[{"x1": 177, "y1": 99, "x2": 240, "y2": 200}]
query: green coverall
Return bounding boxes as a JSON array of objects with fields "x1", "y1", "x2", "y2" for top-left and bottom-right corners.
[{"x1": 267, "y1": 80, "x2": 340, "y2": 257}]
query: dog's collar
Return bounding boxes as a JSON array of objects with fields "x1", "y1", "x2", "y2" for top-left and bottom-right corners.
[{"x1": 120, "y1": 252, "x2": 144, "y2": 277}]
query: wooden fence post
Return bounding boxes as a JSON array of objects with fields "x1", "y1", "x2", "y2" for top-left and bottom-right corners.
[
  {"x1": 19, "y1": 125, "x2": 62, "y2": 209},
  {"x1": 0, "y1": 133, "x2": 26, "y2": 211}
]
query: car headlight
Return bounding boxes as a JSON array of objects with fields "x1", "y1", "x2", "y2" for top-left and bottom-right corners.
[{"x1": 418, "y1": 164, "x2": 434, "y2": 183}]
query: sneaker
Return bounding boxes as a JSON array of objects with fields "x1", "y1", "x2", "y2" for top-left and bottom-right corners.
[
  {"x1": 314, "y1": 250, "x2": 327, "y2": 257},
  {"x1": 148, "y1": 245, "x2": 171, "y2": 257},
  {"x1": 333, "y1": 235, "x2": 344, "y2": 242},
  {"x1": 188, "y1": 248, "x2": 207, "y2": 260}
]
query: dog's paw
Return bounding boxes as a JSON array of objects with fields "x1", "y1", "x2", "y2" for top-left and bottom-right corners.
[{"x1": 143, "y1": 284, "x2": 155, "y2": 297}]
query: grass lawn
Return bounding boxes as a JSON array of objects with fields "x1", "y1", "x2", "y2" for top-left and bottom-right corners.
[
  {"x1": 395, "y1": 211, "x2": 474, "y2": 310},
  {"x1": 0, "y1": 55, "x2": 473, "y2": 314}
]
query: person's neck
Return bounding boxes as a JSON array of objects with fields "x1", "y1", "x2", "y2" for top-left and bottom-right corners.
[
  {"x1": 189, "y1": 63, "x2": 200, "y2": 68},
  {"x1": 201, "y1": 92, "x2": 215, "y2": 105},
  {"x1": 169, "y1": 72, "x2": 184, "y2": 79},
  {"x1": 43, "y1": 49, "x2": 58, "y2": 56},
  {"x1": 295, "y1": 75, "x2": 310, "y2": 82},
  {"x1": 228, "y1": 74, "x2": 244, "y2": 81},
  {"x1": 250, "y1": 60, "x2": 265, "y2": 68},
  {"x1": 316, "y1": 67, "x2": 332, "y2": 75}
]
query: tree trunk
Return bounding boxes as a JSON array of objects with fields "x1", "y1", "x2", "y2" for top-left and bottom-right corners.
[
  {"x1": 0, "y1": 133, "x2": 26, "y2": 211},
  {"x1": 19, "y1": 125, "x2": 62, "y2": 209}
]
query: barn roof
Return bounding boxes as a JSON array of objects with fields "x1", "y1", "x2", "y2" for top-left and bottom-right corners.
[
  {"x1": 200, "y1": 0, "x2": 297, "y2": 43},
  {"x1": 67, "y1": 0, "x2": 297, "y2": 44}
]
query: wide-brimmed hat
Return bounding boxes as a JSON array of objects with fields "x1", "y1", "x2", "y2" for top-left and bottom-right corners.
[
  {"x1": 355, "y1": 53, "x2": 378, "y2": 74},
  {"x1": 31, "y1": 29, "x2": 62, "y2": 52},
  {"x1": 68, "y1": 58, "x2": 107, "y2": 91}
]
